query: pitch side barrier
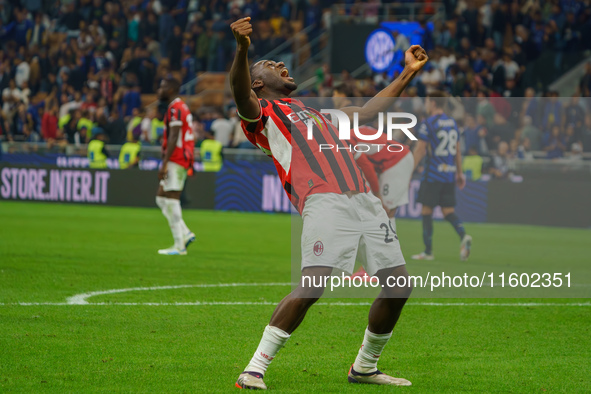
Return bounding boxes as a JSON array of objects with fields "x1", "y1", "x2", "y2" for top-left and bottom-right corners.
[{"x1": 2, "y1": 161, "x2": 589, "y2": 228}]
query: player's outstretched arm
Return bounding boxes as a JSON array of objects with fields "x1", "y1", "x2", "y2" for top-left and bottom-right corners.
[
  {"x1": 229, "y1": 17, "x2": 260, "y2": 121},
  {"x1": 340, "y1": 45, "x2": 428, "y2": 125}
]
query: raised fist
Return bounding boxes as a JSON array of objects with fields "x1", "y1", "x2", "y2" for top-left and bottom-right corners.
[
  {"x1": 405, "y1": 45, "x2": 429, "y2": 73},
  {"x1": 231, "y1": 17, "x2": 253, "y2": 49}
]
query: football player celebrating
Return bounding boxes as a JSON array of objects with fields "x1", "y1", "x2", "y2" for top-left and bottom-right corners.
[
  {"x1": 411, "y1": 91, "x2": 472, "y2": 261},
  {"x1": 230, "y1": 17, "x2": 428, "y2": 390},
  {"x1": 155, "y1": 77, "x2": 196, "y2": 255}
]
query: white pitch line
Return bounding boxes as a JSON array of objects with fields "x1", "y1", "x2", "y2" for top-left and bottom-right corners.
[
  {"x1": 0, "y1": 283, "x2": 586, "y2": 307},
  {"x1": 1, "y1": 302, "x2": 591, "y2": 307},
  {"x1": 65, "y1": 282, "x2": 293, "y2": 305}
]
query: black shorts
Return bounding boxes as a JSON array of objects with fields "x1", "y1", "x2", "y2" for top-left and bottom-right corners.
[{"x1": 417, "y1": 181, "x2": 456, "y2": 208}]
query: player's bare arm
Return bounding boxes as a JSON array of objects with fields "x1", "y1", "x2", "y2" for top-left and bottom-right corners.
[
  {"x1": 229, "y1": 17, "x2": 260, "y2": 120},
  {"x1": 455, "y1": 141, "x2": 465, "y2": 190},
  {"x1": 159, "y1": 125, "x2": 180, "y2": 180},
  {"x1": 412, "y1": 140, "x2": 428, "y2": 170},
  {"x1": 340, "y1": 45, "x2": 428, "y2": 125}
]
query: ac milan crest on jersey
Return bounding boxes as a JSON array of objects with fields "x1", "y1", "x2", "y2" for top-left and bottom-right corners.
[{"x1": 313, "y1": 241, "x2": 324, "y2": 256}]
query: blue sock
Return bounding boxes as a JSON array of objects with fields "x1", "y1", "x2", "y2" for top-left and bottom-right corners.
[
  {"x1": 445, "y1": 213, "x2": 466, "y2": 240},
  {"x1": 422, "y1": 214, "x2": 433, "y2": 255}
]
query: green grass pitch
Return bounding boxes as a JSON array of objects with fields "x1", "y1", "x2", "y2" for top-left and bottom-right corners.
[{"x1": 0, "y1": 201, "x2": 589, "y2": 392}]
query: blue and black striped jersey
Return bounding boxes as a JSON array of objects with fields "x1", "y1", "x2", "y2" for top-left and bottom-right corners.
[{"x1": 417, "y1": 113, "x2": 460, "y2": 183}]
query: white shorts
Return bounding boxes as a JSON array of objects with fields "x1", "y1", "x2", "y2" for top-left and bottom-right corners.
[
  {"x1": 379, "y1": 153, "x2": 414, "y2": 210},
  {"x1": 160, "y1": 161, "x2": 188, "y2": 192},
  {"x1": 301, "y1": 192, "x2": 406, "y2": 276}
]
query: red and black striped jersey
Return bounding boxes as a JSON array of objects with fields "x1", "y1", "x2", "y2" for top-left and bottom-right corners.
[{"x1": 239, "y1": 98, "x2": 368, "y2": 213}]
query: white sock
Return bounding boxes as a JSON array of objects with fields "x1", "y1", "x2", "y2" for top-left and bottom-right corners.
[
  {"x1": 179, "y1": 219, "x2": 190, "y2": 235},
  {"x1": 157, "y1": 197, "x2": 191, "y2": 235},
  {"x1": 245, "y1": 325, "x2": 290, "y2": 376},
  {"x1": 166, "y1": 198, "x2": 185, "y2": 250},
  {"x1": 353, "y1": 327, "x2": 392, "y2": 373},
  {"x1": 156, "y1": 196, "x2": 170, "y2": 220}
]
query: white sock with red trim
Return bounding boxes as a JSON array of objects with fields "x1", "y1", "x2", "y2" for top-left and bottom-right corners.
[
  {"x1": 245, "y1": 325, "x2": 290, "y2": 376},
  {"x1": 353, "y1": 327, "x2": 392, "y2": 373}
]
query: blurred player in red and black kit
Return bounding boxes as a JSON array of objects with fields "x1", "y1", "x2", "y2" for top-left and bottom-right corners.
[
  {"x1": 230, "y1": 17, "x2": 428, "y2": 390},
  {"x1": 155, "y1": 77, "x2": 196, "y2": 255}
]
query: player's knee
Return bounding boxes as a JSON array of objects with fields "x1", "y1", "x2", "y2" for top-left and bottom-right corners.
[
  {"x1": 155, "y1": 196, "x2": 166, "y2": 210},
  {"x1": 422, "y1": 206, "x2": 433, "y2": 215},
  {"x1": 377, "y1": 268, "x2": 413, "y2": 299},
  {"x1": 294, "y1": 283, "x2": 325, "y2": 300},
  {"x1": 294, "y1": 295, "x2": 321, "y2": 309},
  {"x1": 384, "y1": 277, "x2": 412, "y2": 299},
  {"x1": 398, "y1": 275, "x2": 413, "y2": 299}
]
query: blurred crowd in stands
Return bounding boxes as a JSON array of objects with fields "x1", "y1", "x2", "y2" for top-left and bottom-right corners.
[
  {"x1": 0, "y1": 0, "x2": 591, "y2": 167},
  {"x1": 0, "y1": 0, "x2": 321, "y2": 145}
]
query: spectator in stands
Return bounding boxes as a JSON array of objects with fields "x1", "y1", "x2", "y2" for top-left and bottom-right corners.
[
  {"x1": 14, "y1": 56, "x2": 30, "y2": 89},
  {"x1": 476, "y1": 91, "x2": 495, "y2": 128},
  {"x1": 10, "y1": 103, "x2": 35, "y2": 141},
  {"x1": 210, "y1": 108, "x2": 237, "y2": 148},
  {"x1": 62, "y1": 109, "x2": 81, "y2": 145},
  {"x1": 541, "y1": 91, "x2": 563, "y2": 131},
  {"x1": 516, "y1": 137, "x2": 535, "y2": 161},
  {"x1": 169, "y1": 25, "x2": 183, "y2": 70},
  {"x1": 519, "y1": 115, "x2": 542, "y2": 151},
  {"x1": 564, "y1": 123, "x2": 582, "y2": 153},
  {"x1": 564, "y1": 95, "x2": 585, "y2": 135},
  {"x1": 2, "y1": 79, "x2": 21, "y2": 117},
  {"x1": 490, "y1": 141, "x2": 511, "y2": 179},
  {"x1": 420, "y1": 63, "x2": 442, "y2": 94},
  {"x1": 580, "y1": 62, "x2": 591, "y2": 97},
  {"x1": 105, "y1": 108, "x2": 126, "y2": 145},
  {"x1": 462, "y1": 114, "x2": 488, "y2": 155},
  {"x1": 0, "y1": 61, "x2": 10, "y2": 96},
  {"x1": 121, "y1": 85, "x2": 141, "y2": 119},
  {"x1": 41, "y1": 101, "x2": 59, "y2": 144},
  {"x1": 521, "y1": 87, "x2": 540, "y2": 127},
  {"x1": 544, "y1": 125, "x2": 567, "y2": 159}
]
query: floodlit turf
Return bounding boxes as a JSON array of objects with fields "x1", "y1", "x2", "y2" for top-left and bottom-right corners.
[{"x1": 0, "y1": 201, "x2": 590, "y2": 392}]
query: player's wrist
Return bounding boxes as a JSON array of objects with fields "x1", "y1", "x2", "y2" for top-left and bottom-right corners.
[
  {"x1": 400, "y1": 67, "x2": 419, "y2": 80},
  {"x1": 236, "y1": 43, "x2": 250, "y2": 53}
]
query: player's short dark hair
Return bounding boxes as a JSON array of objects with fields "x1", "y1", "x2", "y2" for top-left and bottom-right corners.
[
  {"x1": 427, "y1": 90, "x2": 447, "y2": 109},
  {"x1": 249, "y1": 61, "x2": 264, "y2": 94},
  {"x1": 333, "y1": 83, "x2": 353, "y2": 97},
  {"x1": 165, "y1": 76, "x2": 181, "y2": 93},
  {"x1": 249, "y1": 62, "x2": 258, "y2": 79}
]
